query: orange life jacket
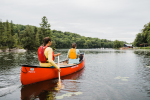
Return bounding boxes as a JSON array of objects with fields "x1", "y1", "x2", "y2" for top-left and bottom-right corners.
[
  {"x1": 38, "y1": 46, "x2": 55, "y2": 63},
  {"x1": 69, "y1": 48, "x2": 77, "y2": 59}
]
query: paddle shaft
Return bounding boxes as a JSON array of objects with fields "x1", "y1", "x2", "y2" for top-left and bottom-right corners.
[{"x1": 58, "y1": 56, "x2": 61, "y2": 82}]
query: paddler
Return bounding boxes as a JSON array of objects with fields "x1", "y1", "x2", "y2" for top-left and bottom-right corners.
[
  {"x1": 67, "y1": 43, "x2": 80, "y2": 64},
  {"x1": 38, "y1": 37, "x2": 61, "y2": 72}
]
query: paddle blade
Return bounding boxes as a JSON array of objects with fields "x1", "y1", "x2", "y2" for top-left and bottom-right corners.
[{"x1": 55, "y1": 81, "x2": 64, "y2": 90}]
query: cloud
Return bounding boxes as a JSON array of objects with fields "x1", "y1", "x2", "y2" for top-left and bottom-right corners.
[{"x1": 0, "y1": 0, "x2": 150, "y2": 43}]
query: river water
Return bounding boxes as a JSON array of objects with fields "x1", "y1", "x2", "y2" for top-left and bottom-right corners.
[{"x1": 0, "y1": 49, "x2": 150, "y2": 100}]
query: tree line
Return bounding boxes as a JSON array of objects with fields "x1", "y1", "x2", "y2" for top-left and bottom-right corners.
[
  {"x1": 0, "y1": 16, "x2": 126, "y2": 50},
  {"x1": 133, "y1": 22, "x2": 150, "y2": 47}
]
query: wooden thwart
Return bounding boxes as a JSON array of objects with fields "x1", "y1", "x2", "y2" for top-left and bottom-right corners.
[{"x1": 56, "y1": 63, "x2": 76, "y2": 67}]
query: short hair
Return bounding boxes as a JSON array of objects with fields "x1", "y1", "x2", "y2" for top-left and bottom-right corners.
[
  {"x1": 72, "y1": 43, "x2": 77, "y2": 48},
  {"x1": 43, "y1": 37, "x2": 51, "y2": 46}
]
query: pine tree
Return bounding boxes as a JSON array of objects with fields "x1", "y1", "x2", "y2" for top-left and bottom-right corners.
[
  {"x1": 0, "y1": 20, "x2": 4, "y2": 47},
  {"x1": 40, "y1": 16, "x2": 51, "y2": 37},
  {"x1": 5, "y1": 20, "x2": 15, "y2": 49},
  {"x1": 47, "y1": 23, "x2": 52, "y2": 37},
  {"x1": 10, "y1": 20, "x2": 15, "y2": 36},
  {"x1": 5, "y1": 20, "x2": 11, "y2": 47}
]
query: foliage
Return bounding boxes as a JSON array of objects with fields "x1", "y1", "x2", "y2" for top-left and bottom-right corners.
[
  {"x1": 133, "y1": 33, "x2": 143, "y2": 47},
  {"x1": 40, "y1": 16, "x2": 51, "y2": 38},
  {"x1": 138, "y1": 47, "x2": 150, "y2": 49},
  {"x1": 113, "y1": 40, "x2": 124, "y2": 48},
  {"x1": 21, "y1": 25, "x2": 34, "y2": 50},
  {"x1": 133, "y1": 22, "x2": 150, "y2": 47},
  {"x1": 0, "y1": 20, "x2": 4, "y2": 46},
  {"x1": 0, "y1": 16, "x2": 126, "y2": 50}
]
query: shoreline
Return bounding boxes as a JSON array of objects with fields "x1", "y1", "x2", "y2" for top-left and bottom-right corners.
[{"x1": 0, "y1": 48, "x2": 27, "y2": 53}]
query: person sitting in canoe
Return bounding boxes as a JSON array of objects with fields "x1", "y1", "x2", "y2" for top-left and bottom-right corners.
[
  {"x1": 67, "y1": 43, "x2": 80, "y2": 64},
  {"x1": 38, "y1": 37, "x2": 60, "y2": 72}
]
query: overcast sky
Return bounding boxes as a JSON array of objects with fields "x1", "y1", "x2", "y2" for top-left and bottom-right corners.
[{"x1": 1, "y1": 0, "x2": 150, "y2": 43}]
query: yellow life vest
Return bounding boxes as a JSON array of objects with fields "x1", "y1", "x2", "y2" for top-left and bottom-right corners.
[{"x1": 69, "y1": 48, "x2": 77, "y2": 59}]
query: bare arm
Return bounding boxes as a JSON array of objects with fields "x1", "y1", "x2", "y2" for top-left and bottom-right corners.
[
  {"x1": 47, "y1": 48, "x2": 60, "y2": 71},
  {"x1": 55, "y1": 53, "x2": 61, "y2": 57}
]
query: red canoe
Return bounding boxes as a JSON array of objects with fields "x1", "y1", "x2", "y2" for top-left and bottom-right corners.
[
  {"x1": 21, "y1": 68, "x2": 85, "y2": 100},
  {"x1": 21, "y1": 53, "x2": 85, "y2": 85}
]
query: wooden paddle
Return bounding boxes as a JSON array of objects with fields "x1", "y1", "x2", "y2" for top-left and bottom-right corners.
[{"x1": 55, "y1": 56, "x2": 64, "y2": 90}]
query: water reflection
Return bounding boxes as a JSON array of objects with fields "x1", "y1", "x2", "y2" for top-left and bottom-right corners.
[
  {"x1": 0, "y1": 52, "x2": 15, "y2": 70},
  {"x1": 1, "y1": 49, "x2": 150, "y2": 100},
  {"x1": 21, "y1": 68, "x2": 84, "y2": 100},
  {"x1": 0, "y1": 52, "x2": 26, "y2": 90},
  {"x1": 79, "y1": 49, "x2": 126, "y2": 54},
  {"x1": 134, "y1": 49, "x2": 150, "y2": 56},
  {"x1": 21, "y1": 79, "x2": 56, "y2": 100},
  {"x1": 134, "y1": 49, "x2": 150, "y2": 97},
  {"x1": 0, "y1": 52, "x2": 28, "y2": 71}
]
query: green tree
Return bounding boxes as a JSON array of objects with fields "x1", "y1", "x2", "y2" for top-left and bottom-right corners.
[
  {"x1": 113, "y1": 40, "x2": 123, "y2": 48},
  {"x1": 38, "y1": 28, "x2": 44, "y2": 45},
  {"x1": 17, "y1": 30, "x2": 21, "y2": 44},
  {"x1": 35, "y1": 29, "x2": 40, "y2": 48},
  {"x1": 40, "y1": 16, "x2": 51, "y2": 37},
  {"x1": 21, "y1": 25, "x2": 34, "y2": 50},
  {"x1": 34, "y1": 27, "x2": 38, "y2": 39},
  {"x1": 146, "y1": 23, "x2": 150, "y2": 45},
  {"x1": 133, "y1": 33, "x2": 143, "y2": 47},
  {"x1": 76, "y1": 38, "x2": 85, "y2": 48},
  {"x1": 0, "y1": 20, "x2": 4, "y2": 47},
  {"x1": 13, "y1": 33, "x2": 19, "y2": 47},
  {"x1": 10, "y1": 20, "x2": 15, "y2": 36},
  {"x1": 4, "y1": 20, "x2": 15, "y2": 49},
  {"x1": 142, "y1": 23, "x2": 150, "y2": 43},
  {"x1": 147, "y1": 31, "x2": 150, "y2": 45},
  {"x1": 0, "y1": 18, "x2": 126, "y2": 50}
]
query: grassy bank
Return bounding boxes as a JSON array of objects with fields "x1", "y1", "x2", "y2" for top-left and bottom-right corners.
[{"x1": 138, "y1": 47, "x2": 150, "y2": 49}]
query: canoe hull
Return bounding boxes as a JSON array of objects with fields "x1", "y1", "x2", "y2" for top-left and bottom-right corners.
[{"x1": 21, "y1": 56, "x2": 85, "y2": 85}]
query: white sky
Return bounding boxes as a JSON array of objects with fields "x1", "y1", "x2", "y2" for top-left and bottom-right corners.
[{"x1": 1, "y1": 0, "x2": 150, "y2": 43}]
